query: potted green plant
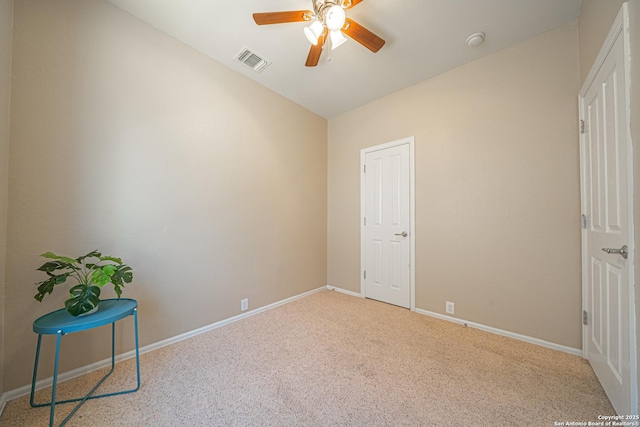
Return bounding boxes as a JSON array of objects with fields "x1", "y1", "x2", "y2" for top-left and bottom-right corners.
[{"x1": 34, "y1": 250, "x2": 134, "y2": 316}]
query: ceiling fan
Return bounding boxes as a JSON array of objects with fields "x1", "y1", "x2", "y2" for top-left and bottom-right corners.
[{"x1": 253, "y1": 0, "x2": 386, "y2": 67}]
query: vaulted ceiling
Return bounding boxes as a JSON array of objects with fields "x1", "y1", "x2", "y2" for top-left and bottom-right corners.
[{"x1": 105, "y1": 0, "x2": 582, "y2": 118}]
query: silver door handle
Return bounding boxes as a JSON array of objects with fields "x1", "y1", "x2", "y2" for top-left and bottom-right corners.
[
  {"x1": 602, "y1": 245, "x2": 628, "y2": 259},
  {"x1": 395, "y1": 231, "x2": 408, "y2": 237}
]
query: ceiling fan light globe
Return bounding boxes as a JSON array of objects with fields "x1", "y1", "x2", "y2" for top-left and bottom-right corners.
[
  {"x1": 325, "y1": 5, "x2": 346, "y2": 31},
  {"x1": 330, "y1": 30, "x2": 347, "y2": 50},
  {"x1": 304, "y1": 27, "x2": 318, "y2": 45},
  {"x1": 304, "y1": 20, "x2": 324, "y2": 45}
]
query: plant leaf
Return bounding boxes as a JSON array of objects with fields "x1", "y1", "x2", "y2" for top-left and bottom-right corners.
[
  {"x1": 76, "y1": 250, "x2": 101, "y2": 263},
  {"x1": 34, "y1": 277, "x2": 56, "y2": 301},
  {"x1": 55, "y1": 273, "x2": 70, "y2": 284},
  {"x1": 34, "y1": 273, "x2": 71, "y2": 301},
  {"x1": 65, "y1": 284, "x2": 101, "y2": 316},
  {"x1": 110, "y1": 265, "x2": 133, "y2": 298},
  {"x1": 99, "y1": 255, "x2": 122, "y2": 264},
  {"x1": 37, "y1": 260, "x2": 74, "y2": 273},
  {"x1": 91, "y1": 265, "x2": 115, "y2": 287},
  {"x1": 110, "y1": 265, "x2": 133, "y2": 285},
  {"x1": 40, "y1": 252, "x2": 77, "y2": 264}
]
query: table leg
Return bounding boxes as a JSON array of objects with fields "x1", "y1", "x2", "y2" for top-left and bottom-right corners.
[
  {"x1": 134, "y1": 307, "x2": 141, "y2": 390},
  {"x1": 30, "y1": 334, "x2": 43, "y2": 408},
  {"x1": 29, "y1": 330, "x2": 67, "y2": 426},
  {"x1": 50, "y1": 330, "x2": 63, "y2": 427}
]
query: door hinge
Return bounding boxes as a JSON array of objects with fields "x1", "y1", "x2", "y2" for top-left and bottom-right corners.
[
  {"x1": 583, "y1": 310, "x2": 588, "y2": 326},
  {"x1": 364, "y1": 217, "x2": 366, "y2": 226},
  {"x1": 581, "y1": 214, "x2": 588, "y2": 230},
  {"x1": 364, "y1": 164, "x2": 366, "y2": 173},
  {"x1": 364, "y1": 270, "x2": 366, "y2": 279},
  {"x1": 580, "y1": 119, "x2": 586, "y2": 134}
]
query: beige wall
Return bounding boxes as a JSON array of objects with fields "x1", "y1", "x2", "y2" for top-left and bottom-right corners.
[
  {"x1": 0, "y1": 0, "x2": 13, "y2": 396},
  {"x1": 578, "y1": 0, "x2": 640, "y2": 412},
  {"x1": 4, "y1": 0, "x2": 327, "y2": 391},
  {"x1": 328, "y1": 22, "x2": 581, "y2": 349}
]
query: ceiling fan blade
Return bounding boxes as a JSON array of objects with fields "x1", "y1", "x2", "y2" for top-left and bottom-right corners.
[
  {"x1": 342, "y1": 18, "x2": 385, "y2": 52},
  {"x1": 253, "y1": 10, "x2": 312, "y2": 25},
  {"x1": 305, "y1": 28, "x2": 328, "y2": 67},
  {"x1": 343, "y1": 0, "x2": 364, "y2": 9}
]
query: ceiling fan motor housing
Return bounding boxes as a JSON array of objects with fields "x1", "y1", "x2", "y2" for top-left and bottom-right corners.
[{"x1": 313, "y1": 0, "x2": 344, "y2": 25}]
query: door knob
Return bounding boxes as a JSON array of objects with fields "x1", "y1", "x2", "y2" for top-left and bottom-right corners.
[
  {"x1": 602, "y1": 245, "x2": 628, "y2": 259},
  {"x1": 394, "y1": 231, "x2": 408, "y2": 237}
]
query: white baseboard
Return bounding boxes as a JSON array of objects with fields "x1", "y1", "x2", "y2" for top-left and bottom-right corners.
[
  {"x1": 1, "y1": 285, "x2": 327, "y2": 407},
  {"x1": 326, "y1": 285, "x2": 363, "y2": 298},
  {"x1": 414, "y1": 308, "x2": 582, "y2": 357}
]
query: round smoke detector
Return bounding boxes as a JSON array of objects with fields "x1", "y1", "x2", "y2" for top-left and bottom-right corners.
[{"x1": 466, "y1": 32, "x2": 485, "y2": 47}]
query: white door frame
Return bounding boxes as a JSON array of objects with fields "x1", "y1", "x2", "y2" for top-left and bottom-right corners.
[
  {"x1": 360, "y1": 136, "x2": 416, "y2": 311},
  {"x1": 579, "y1": 3, "x2": 637, "y2": 414}
]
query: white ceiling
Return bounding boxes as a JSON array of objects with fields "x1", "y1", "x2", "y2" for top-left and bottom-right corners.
[{"x1": 104, "y1": 0, "x2": 582, "y2": 119}]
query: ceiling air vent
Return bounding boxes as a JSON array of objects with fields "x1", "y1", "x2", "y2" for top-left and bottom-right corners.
[{"x1": 234, "y1": 47, "x2": 270, "y2": 73}]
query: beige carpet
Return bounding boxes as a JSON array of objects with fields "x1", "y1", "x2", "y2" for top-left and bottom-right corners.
[{"x1": 0, "y1": 290, "x2": 613, "y2": 426}]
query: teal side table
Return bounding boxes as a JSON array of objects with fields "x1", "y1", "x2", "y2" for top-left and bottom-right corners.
[{"x1": 30, "y1": 298, "x2": 141, "y2": 427}]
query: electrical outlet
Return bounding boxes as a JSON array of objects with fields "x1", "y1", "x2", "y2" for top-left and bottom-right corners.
[
  {"x1": 241, "y1": 298, "x2": 248, "y2": 311},
  {"x1": 446, "y1": 301, "x2": 455, "y2": 315}
]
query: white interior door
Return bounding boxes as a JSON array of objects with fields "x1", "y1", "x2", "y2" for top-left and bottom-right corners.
[
  {"x1": 362, "y1": 142, "x2": 411, "y2": 308},
  {"x1": 580, "y1": 11, "x2": 635, "y2": 415}
]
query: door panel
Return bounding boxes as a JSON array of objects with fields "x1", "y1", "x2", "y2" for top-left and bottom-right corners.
[
  {"x1": 590, "y1": 257, "x2": 603, "y2": 354},
  {"x1": 582, "y1": 28, "x2": 632, "y2": 415},
  {"x1": 364, "y1": 143, "x2": 410, "y2": 308},
  {"x1": 373, "y1": 239, "x2": 382, "y2": 285}
]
